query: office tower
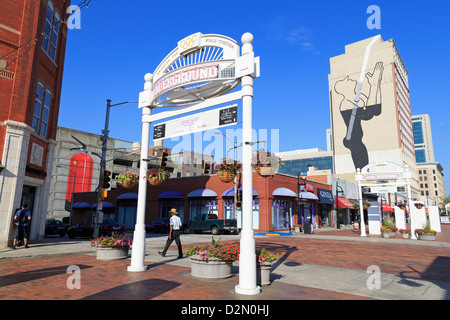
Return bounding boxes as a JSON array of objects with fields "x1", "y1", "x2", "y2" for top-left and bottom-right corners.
[{"x1": 328, "y1": 35, "x2": 418, "y2": 198}]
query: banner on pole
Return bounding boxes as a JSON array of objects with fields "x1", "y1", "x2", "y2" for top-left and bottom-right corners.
[{"x1": 153, "y1": 105, "x2": 237, "y2": 140}]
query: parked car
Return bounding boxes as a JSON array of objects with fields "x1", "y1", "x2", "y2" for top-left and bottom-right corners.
[
  {"x1": 45, "y1": 219, "x2": 68, "y2": 237},
  {"x1": 146, "y1": 218, "x2": 170, "y2": 233},
  {"x1": 67, "y1": 218, "x2": 126, "y2": 239}
]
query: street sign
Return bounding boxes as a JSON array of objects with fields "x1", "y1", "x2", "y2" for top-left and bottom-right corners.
[{"x1": 153, "y1": 105, "x2": 237, "y2": 140}]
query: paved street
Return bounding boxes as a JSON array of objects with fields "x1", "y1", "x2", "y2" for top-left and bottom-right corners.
[{"x1": 1, "y1": 225, "x2": 450, "y2": 307}]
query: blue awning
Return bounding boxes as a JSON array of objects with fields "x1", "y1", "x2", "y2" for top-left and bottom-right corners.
[
  {"x1": 91, "y1": 201, "x2": 115, "y2": 208},
  {"x1": 117, "y1": 192, "x2": 138, "y2": 200},
  {"x1": 273, "y1": 187, "x2": 297, "y2": 197},
  {"x1": 317, "y1": 188, "x2": 334, "y2": 204},
  {"x1": 222, "y1": 187, "x2": 259, "y2": 196},
  {"x1": 72, "y1": 202, "x2": 91, "y2": 209},
  {"x1": 299, "y1": 191, "x2": 318, "y2": 200},
  {"x1": 187, "y1": 189, "x2": 218, "y2": 198},
  {"x1": 158, "y1": 190, "x2": 184, "y2": 198}
]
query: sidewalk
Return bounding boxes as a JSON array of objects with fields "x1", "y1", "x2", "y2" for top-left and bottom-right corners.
[{"x1": 1, "y1": 226, "x2": 450, "y2": 301}]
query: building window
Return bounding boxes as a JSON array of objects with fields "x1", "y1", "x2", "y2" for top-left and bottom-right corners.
[
  {"x1": 272, "y1": 199, "x2": 293, "y2": 230},
  {"x1": 42, "y1": 2, "x2": 60, "y2": 60},
  {"x1": 33, "y1": 83, "x2": 51, "y2": 137}
]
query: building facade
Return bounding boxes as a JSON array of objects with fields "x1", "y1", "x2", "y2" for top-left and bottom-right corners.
[
  {"x1": 328, "y1": 35, "x2": 419, "y2": 198},
  {"x1": 412, "y1": 114, "x2": 435, "y2": 163},
  {"x1": 49, "y1": 126, "x2": 177, "y2": 223},
  {"x1": 72, "y1": 172, "x2": 334, "y2": 233},
  {"x1": 0, "y1": 0, "x2": 71, "y2": 248}
]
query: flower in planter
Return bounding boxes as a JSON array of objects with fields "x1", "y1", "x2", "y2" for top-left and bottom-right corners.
[
  {"x1": 184, "y1": 237, "x2": 240, "y2": 262},
  {"x1": 145, "y1": 167, "x2": 171, "y2": 182},
  {"x1": 415, "y1": 229, "x2": 437, "y2": 235},
  {"x1": 256, "y1": 248, "x2": 280, "y2": 265},
  {"x1": 91, "y1": 232, "x2": 133, "y2": 248},
  {"x1": 399, "y1": 229, "x2": 410, "y2": 233},
  {"x1": 251, "y1": 149, "x2": 282, "y2": 169},
  {"x1": 118, "y1": 171, "x2": 139, "y2": 186}
]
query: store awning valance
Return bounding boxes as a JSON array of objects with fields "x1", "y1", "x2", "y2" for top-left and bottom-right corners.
[
  {"x1": 91, "y1": 201, "x2": 114, "y2": 208},
  {"x1": 317, "y1": 188, "x2": 334, "y2": 204},
  {"x1": 222, "y1": 187, "x2": 258, "y2": 196},
  {"x1": 382, "y1": 203, "x2": 394, "y2": 212},
  {"x1": 299, "y1": 191, "x2": 318, "y2": 200},
  {"x1": 273, "y1": 187, "x2": 297, "y2": 197},
  {"x1": 72, "y1": 202, "x2": 91, "y2": 209},
  {"x1": 158, "y1": 190, "x2": 184, "y2": 198},
  {"x1": 117, "y1": 192, "x2": 138, "y2": 200},
  {"x1": 187, "y1": 189, "x2": 218, "y2": 198},
  {"x1": 335, "y1": 197, "x2": 353, "y2": 209}
]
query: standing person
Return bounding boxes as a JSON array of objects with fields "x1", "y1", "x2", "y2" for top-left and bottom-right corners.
[
  {"x1": 13, "y1": 204, "x2": 31, "y2": 249},
  {"x1": 159, "y1": 208, "x2": 183, "y2": 258}
]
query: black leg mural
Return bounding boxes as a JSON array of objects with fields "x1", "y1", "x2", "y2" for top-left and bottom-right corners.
[{"x1": 334, "y1": 61, "x2": 384, "y2": 170}]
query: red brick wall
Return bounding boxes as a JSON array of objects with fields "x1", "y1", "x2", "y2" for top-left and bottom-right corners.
[
  {"x1": 0, "y1": 0, "x2": 70, "y2": 168},
  {"x1": 73, "y1": 173, "x2": 333, "y2": 232}
]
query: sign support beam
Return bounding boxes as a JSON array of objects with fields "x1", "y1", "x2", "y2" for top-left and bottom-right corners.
[{"x1": 235, "y1": 33, "x2": 260, "y2": 295}]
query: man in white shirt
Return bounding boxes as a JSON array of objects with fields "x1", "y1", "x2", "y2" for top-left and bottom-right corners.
[{"x1": 159, "y1": 208, "x2": 183, "y2": 258}]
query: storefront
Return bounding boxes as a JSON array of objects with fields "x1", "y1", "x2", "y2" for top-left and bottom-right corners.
[
  {"x1": 317, "y1": 188, "x2": 334, "y2": 227},
  {"x1": 72, "y1": 172, "x2": 333, "y2": 233}
]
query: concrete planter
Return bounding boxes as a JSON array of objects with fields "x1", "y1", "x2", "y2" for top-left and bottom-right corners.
[
  {"x1": 382, "y1": 231, "x2": 391, "y2": 238},
  {"x1": 96, "y1": 246, "x2": 130, "y2": 260},
  {"x1": 400, "y1": 232, "x2": 409, "y2": 239},
  {"x1": 417, "y1": 233, "x2": 436, "y2": 241},
  {"x1": 190, "y1": 255, "x2": 233, "y2": 280},
  {"x1": 257, "y1": 262, "x2": 272, "y2": 286}
]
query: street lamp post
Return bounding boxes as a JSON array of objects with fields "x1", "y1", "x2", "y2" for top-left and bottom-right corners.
[
  {"x1": 297, "y1": 172, "x2": 306, "y2": 232},
  {"x1": 335, "y1": 180, "x2": 344, "y2": 229},
  {"x1": 93, "y1": 99, "x2": 138, "y2": 237}
]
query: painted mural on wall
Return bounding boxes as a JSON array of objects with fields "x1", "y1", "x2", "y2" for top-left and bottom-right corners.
[{"x1": 334, "y1": 61, "x2": 384, "y2": 170}]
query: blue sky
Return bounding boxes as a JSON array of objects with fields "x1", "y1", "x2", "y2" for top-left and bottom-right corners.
[{"x1": 59, "y1": 0, "x2": 450, "y2": 194}]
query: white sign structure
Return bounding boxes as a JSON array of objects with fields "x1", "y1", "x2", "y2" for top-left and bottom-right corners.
[
  {"x1": 153, "y1": 105, "x2": 237, "y2": 140},
  {"x1": 356, "y1": 161, "x2": 413, "y2": 237},
  {"x1": 129, "y1": 32, "x2": 261, "y2": 296}
]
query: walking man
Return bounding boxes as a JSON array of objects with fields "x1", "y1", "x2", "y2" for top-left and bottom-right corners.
[
  {"x1": 13, "y1": 204, "x2": 31, "y2": 249},
  {"x1": 159, "y1": 208, "x2": 183, "y2": 258}
]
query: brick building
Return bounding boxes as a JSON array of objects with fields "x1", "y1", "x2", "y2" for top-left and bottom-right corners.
[
  {"x1": 72, "y1": 172, "x2": 335, "y2": 233},
  {"x1": 0, "y1": 0, "x2": 71, "y2": 247}
]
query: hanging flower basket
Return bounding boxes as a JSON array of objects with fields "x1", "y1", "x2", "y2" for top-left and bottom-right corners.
[
  {"x1": 215, "y1": 160, "x2": 241, "y2": 183},
  {"x1": 217, "y1": 171, "x2": 235, "y2": 183},
  {"x1": 252, "y1": 149, "x2": 283, "y2": 178},
  {"x1": 146, "y1": 168, "x2": 170, "y2": 186},
  {"x1": 118, "y1": 171, "x2": 139, "y2": 189}
]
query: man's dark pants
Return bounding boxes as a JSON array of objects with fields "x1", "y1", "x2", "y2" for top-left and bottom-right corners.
[{"x1": 161, "y1": 230, "x2": 183, "y2": 257}]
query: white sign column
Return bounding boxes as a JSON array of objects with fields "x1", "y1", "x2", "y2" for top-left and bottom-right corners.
[
  {"x1": 128, "y1": 74, "x2": 153, "y2": 272},
  {"x1": 235, "y1": 33, "x2": 260, "y2": 296}
]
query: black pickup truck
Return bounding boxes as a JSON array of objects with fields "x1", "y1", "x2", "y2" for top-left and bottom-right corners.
[{"x1": 184, "y1": 214, "x2": 238, "y2": 235}]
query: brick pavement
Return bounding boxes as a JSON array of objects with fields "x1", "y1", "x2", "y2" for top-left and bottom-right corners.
[{"x1": 1, "y1": 225, "x2": 449, "y2": 303}]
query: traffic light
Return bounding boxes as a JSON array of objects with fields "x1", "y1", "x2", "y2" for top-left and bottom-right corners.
[
  {"x1": 203, "y1": 161, "x2": 211, "y2": 175},
  {"x1": 236, "y1": 189, "x2": 242, "y2": 209},
  {"x1": 102, "y1": 170, "x2": 111, "y2": 189},
  {"x1": 160, "y1": 149, "x2": 168, "y2": 167}
]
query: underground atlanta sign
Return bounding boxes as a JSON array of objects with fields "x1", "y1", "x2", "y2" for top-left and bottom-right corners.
[
  {"x1": 139, "y1": 32, "x2": 255, "y2": 108},
  {"x1": 132, "y1": 32, "x2": 262, "y2": 296}
]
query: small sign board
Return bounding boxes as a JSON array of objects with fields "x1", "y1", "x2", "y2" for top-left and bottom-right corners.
[{"x1": 153, "y1": 105, "x2": 237, "y2": 140}]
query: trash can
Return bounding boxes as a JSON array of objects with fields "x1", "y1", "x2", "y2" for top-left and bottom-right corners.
[{"x1": 304, "y1": 220, "x2": 312, "y2": 234}]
